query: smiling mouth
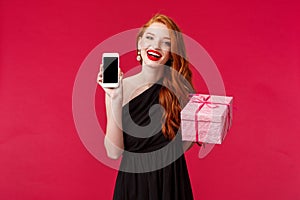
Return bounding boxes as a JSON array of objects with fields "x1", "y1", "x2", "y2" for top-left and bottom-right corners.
[{"x1": 147, "y1": 50, "x2": 162, "y2": 61}]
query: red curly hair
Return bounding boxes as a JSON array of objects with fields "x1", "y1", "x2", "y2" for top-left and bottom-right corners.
[{"x1": 136, "y1": 14, "x2": 195, "y2": 140}]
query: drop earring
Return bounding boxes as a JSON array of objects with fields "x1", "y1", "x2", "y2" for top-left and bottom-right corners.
[{"x1": 136, "y1": 50, "x2": 141, "y2": 62}]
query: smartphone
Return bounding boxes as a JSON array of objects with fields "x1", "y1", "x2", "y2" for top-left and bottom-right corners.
[{"x1": 102, "y1": 53, "x2": 119, "y2": 88}]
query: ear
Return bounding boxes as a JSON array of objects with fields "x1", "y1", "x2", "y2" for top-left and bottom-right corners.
[{"x1": 137, "y1": 36, "x2": 142, "y2": 50}]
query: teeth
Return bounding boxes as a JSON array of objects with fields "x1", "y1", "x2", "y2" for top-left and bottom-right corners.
[{"x1": 148, "y1": 51, "x2": 161, "y2": 58}]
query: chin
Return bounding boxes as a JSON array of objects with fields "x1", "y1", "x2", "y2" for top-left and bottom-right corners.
[
  {"x1": 143, "y1": 60, "x2": 168, "y2": 68},
  {"x1": 145, "y1": 63, "x2": 164, "y2": 68}
]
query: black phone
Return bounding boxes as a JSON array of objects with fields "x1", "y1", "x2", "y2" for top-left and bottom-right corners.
[{"x1": 102, "y1": 53, "x2": 119, "y2": 88}]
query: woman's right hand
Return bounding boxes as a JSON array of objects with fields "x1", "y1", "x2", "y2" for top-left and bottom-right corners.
[{"x1": 97, "y1": 64, "x2": 124, "y2": 101}]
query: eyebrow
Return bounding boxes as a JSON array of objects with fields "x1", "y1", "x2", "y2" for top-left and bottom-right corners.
[{"x1": 145, "y1": 32, "x2": 171, "y2": 40}]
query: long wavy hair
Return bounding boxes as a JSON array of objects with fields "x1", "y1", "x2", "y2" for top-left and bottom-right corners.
[{"x1": 136, "y1": 14, "x2": 195, "y2": 140}]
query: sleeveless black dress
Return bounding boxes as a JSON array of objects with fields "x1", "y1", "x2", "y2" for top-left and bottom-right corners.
[{"x1": 113, "y1": 78, "x2": 194, "y2": 200}]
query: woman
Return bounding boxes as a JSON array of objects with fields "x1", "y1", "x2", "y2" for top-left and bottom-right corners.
[{"x1": 98, "y1": 14, "x2": 195, "y2": 200}]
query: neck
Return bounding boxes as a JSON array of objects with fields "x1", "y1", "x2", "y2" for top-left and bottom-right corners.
[{"x1": 138, "y1": 64, "x2": 164, "y2": 84}]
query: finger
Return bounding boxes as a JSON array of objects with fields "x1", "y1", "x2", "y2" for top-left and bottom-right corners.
[
  {"x1": 119, "y1": 71, "x2": 123, "y2": 82},
  {"x1": 98, "y1": 71, "x2": 102, "y2": 78},
  {"x1": 97, "y1": 75, "x2": 103, "y2": 84},
  {"x1": 119, "y1": 69, "x2": 123, "y2": 77},
  {"x1": 97, "y1": 76, "x2": 102, "y2": 82},
  {"x1": 97, "y1": 72, "x2": 103, "y2": 79},
  {"x1": 99, "y1": 64, "x2": 103, "y2": 72}
]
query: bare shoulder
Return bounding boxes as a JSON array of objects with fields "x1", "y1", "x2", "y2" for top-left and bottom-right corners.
[{"x1": 122, "y1": 75, "x2": 137, "y2": 90}]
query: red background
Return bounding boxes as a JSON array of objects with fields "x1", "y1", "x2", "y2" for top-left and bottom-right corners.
[{"x1": 1, "y1": 0, "x2": 299, "y2": 199}]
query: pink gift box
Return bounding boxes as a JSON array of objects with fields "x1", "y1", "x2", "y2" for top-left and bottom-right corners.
[{"x1": 180, "y1": 94, "x2": 233, "y2": 144}]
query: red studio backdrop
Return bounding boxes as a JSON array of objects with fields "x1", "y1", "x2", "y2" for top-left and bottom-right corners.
[{"x1": 1, "y1": 0, "x2": 299, "y2": 199}]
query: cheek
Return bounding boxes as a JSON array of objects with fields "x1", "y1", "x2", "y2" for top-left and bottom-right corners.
[{"x1": 140, "y1": 39, "x2": 151, "y2": 49}]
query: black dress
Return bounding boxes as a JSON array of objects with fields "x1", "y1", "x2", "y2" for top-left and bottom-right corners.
[{"x1": 113, "y1": 78, "x2": 194, "y2": 200}]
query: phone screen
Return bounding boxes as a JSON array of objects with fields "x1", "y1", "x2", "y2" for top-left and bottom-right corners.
[{"x1": 103, "y1": 57, "x2": 118, "y2": 83}]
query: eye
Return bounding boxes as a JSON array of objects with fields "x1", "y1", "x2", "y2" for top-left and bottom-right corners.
[
  {"x1": 163, "y1": 41, "x2": 171, "y2": 47},
  {"x1": 146, "y1": 35, "x2": 154, "y2": 40}
]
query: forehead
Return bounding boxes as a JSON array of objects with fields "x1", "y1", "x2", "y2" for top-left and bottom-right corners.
[{"x1": 144, "y1": 22, "x2": 170, "y2": 37}]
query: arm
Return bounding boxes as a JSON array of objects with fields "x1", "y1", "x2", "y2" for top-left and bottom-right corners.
[
  {"x1": 97, "y1": 64, "x2": 124, "y2": 159},
  {"x1": 104, "y1": 93, "x2": 124, "y2": 159}
]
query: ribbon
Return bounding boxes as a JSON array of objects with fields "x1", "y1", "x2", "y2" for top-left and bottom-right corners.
[{"x1": 189, "y1": 94, "x2": 231, "y2": 144}]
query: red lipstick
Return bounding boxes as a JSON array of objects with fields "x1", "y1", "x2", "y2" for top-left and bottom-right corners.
[{"x1": 147, "y1": 50, "x2": 162, "y2": 61}]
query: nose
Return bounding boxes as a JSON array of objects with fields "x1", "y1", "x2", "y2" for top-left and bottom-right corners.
[{"x1": 152, "y1": 39, "x2": 161, "y2": 49}]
